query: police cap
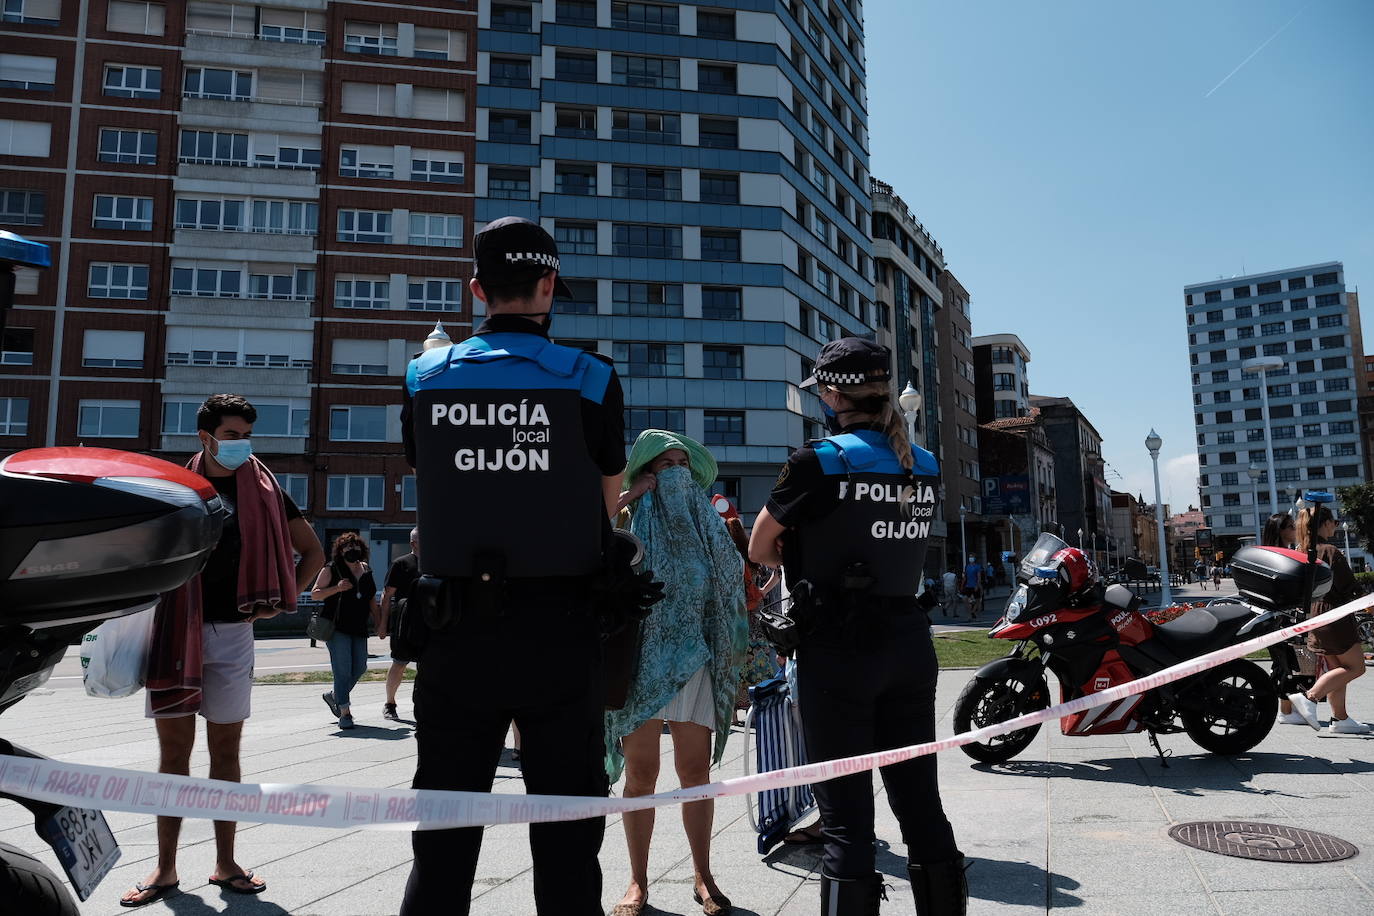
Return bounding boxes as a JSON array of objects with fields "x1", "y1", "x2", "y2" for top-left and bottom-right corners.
[
  {"x1": 473, "y1": 216, "x2": 573, "y2": 298},
  {"x1": 800, "y1": 337, "x2": 892, "y2": 387}
]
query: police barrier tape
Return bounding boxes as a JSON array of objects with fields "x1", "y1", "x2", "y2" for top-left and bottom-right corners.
[{"x1": 2, "y1": 595, "x2": 1371, "y2": 830}]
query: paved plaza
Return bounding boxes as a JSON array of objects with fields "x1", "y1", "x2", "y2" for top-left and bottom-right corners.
[{"x1": 4, "y1": 583, "x2": 1373, "y2": 915}]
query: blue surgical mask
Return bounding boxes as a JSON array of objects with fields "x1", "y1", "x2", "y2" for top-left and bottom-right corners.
[
  {"x1": 211, "y1": 436, "x2": 252, "y2": 471},
  {"x1": 821, "y1": 402, "x2": 843, "y2": 435}
]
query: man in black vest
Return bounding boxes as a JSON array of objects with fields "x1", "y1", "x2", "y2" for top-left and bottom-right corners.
[{"x1": 399, "y1": 218, "x2": 626, "y2": 915}]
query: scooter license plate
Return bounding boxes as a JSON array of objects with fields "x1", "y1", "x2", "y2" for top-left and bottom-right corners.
[{"x1": 38, "y1": 806, "x2": 121, "y2": 901}]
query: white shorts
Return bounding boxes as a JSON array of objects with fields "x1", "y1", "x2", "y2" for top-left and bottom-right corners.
[{"x1": 146, "y1": 621, "x2": 254, "y2": 724}]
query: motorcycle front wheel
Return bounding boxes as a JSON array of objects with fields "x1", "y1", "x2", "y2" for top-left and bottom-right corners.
[
  {"x1": 0, "y1": 841, "x2": 78, "y2": 916},
  {"x1": 1180, "y1": 659, "x2": 1278, "y2": 755},
  {"x1": 953, "y1": 667, "x2": 1050, "y2": 763}
]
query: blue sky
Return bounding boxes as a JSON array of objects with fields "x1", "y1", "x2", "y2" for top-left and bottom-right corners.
[{"x1": 865, "y1": 0, "x2": 1374, "y2": 512}]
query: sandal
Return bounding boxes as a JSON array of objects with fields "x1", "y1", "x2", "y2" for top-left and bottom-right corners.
[
  {"x1": 208, "y1": 871, "x2": 267, "y2": 895},
  {"x1": 783, "y1": 822, "x2": 825, "y2": 845},
  {"x1": 119, "y1": 881, "x2": 179, "y2": 907},
  {"x1": 694, "y1": 890, "x2": 733, "y2": 915}
]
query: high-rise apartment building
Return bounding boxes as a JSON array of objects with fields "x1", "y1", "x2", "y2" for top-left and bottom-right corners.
[
  {"x1": 474, "y1": 0, "x2": 878, "y2": 512},
  {"x1": 971, "y1": 332, "x2": 1031, "y2": 423},
  {"x1": 0, "y1": 1, "x2": 475, "y2": 561},
  {"x1": 936, "y1": 270, "x2": 982, "y2": 568},
  {"x1": 1185, "y1": 263, "x2": 1364, "y2": 550},
  {"x1": 1027, "y1": 394, "x2": 1110, "y2": 560}
]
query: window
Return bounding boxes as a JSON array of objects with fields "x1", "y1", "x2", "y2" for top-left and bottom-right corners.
[
  {"x1": 698, "y1": 64, "x2": 736, "y2": 94},
  {"x1": 697, "y1": 286, "x2": 740, "y2": 321},
  {"x1": 1209, "y1": 350, "x2": 1227, "y2": 363},
  {"x1": 484, "y1": 165, "x2": 529, "y2": 198},
  {"x1": 699, "y1": 117, "x2": 738, "y2": 148},
  {"x1": 179, "y1": 130, "x2": 248, "y2": 166},
  {"x1": 0, "y1": 53, "x2": 56, "y2": 90},
  {"x1": 1293, "y1": 339, "x2": 1312, "y2": 352},
  {"x1": 415, "y1": 26, "x2": 461, "y2": 60},
  {"x1": 1206, "y1": 307, "x2": 1223, "y2": 320},
  {"x1": 1320, "y1": 335, "x2": 1346, "y2": 349},
  {"x1": 491, "y1": 4, "x2": 532, "y2": 31},
  {"x1": 408, "y1": 278, "x2": 461, "y2": 312},
  {"x1": 624, "y1": 408, "x2": 685, "y2": 444},
  {"x1": 93, "y1": 195, "x2": 152, "y2": 230},
  {"x1": 1332, "y1": 463, "x2": 1359, "y2": 479},
  {"x1": 78, "y1": 400, "x2": 139, "y2": 438},
  {"x1": 704, "y1": 410, "x2": 744, "y2": 446},
  {"x1": 701, "y1": 229, "x2": 741, "y2": 261},
  {"x1": 1272, "y1": 426, "x2": 1296, "y2": 440},
  {"x1": 1259, "y1": 301, "x2": 1283, "y2": 315},
  {"x1": 1218, "y1": 452, "x2": 1236, "y2": 465},
  {"x1": 1306, "y1": 444, "x2": 1326, "y2": 458},
  {"x1": 703, "y1": 346, "x2": 743, "y2": 379},
  {"x1": 700, "y1": 172, "x2": 739, "y2": 204},
  {"x1": 1245, "y1": 428, "x2": 1264, "y2": 441},
  {"x1": 82, "y1": 329, "x2": 143, "y2": 369},
  {"x1": 327, "y1": 475, "x2": 384, "y2": 510},
  {"x1": 106, "y1": 1, "x2": 163, "y2": 34},
  {"x1": 492, "y1": 56, "x2": 533, "y2": 87},
  {"x1": 1291, "y1": 318, "x2": 1311, "y2": 331},
  {"x1": 611, "y1": 166, "x2": 680, "y2": 200},
  {"x1": 258, "y1": 7, "x2": 324, "y2": 44},
  {"x1": 338, "y1": 210, "x2": 393, "y2": 243},
  {"x1": 332, "y1": 339, "x2": 387, "y2": 376},
  {"x1": 1269, "y1": 404, "x2": 1291, "y2": 418},
  {"x1": 612, "y1": 282, "x2": 683, "y2": 317},
  {"x1": 1, "y1": 327, "x2": 33, "y2": 365},
  {"x1": 1231, "y1": 285, "x2": 1250, "y2": 299},
  {"x1": 253, "y1": 135, "x2": 319, "y2": 170},
  {"x1": 1316, "y1": 293, "x2": 1340, "y2": 306},
  {"x1": 98, "y1": 127, "x2": 156, "y2": 164},
  {"x1": 555, "y1": 107, "x2": 596, "y2": 139},
  {"x1": 249, "y1": 267, "x2": 313, "y2": 301},
  {"x1": 697, "y1": 9, "x2": 736, "y2": 39},
  {"x1": 104, "y1": 64, "x2": 161, "y2": 99},
  {"x1": 1208, "y1": 330, "x2": 1225, "y2": 343},
  {"x1": 88, "y1": 262, "x2": 148, "y2": 299},
  {"x1": 1325, "y1": 377, "x2": 1350, "y2": 392},
  {"x1": 273, "y1": 473, "x2": 309, "y2": 509},
  {"x1": 340, "y1": 82, "x2": 397, "y2": 116},
  {"x1": 175, "y1": 197, "x2": 245, "y2": 231},
  {"x1": 1300, "y1": 401, "x2": 1320, "y2": 415},
  {"x1": 556, "y1": 279, "x2": 598, "y2": 315},
  {"x1": 1267, "y1": 383, "x2": 1291, "y2": 397},
  {"x1": 411, "y1": 151, "x2": 464, "y2": 184},
  {"x1": 1262, "y1": 343, "x2": 1287, "y2": 357},
  {"x1": 183, "y1": 67, "x2": 251, "y2": 101},
  {"x1": 612, "y1": 2, "x2": 678, "y2": 33},
  {"x1": 613, "y1": 224, "x2": 682, "y2": 259},
  {"x1": 329, "y1": 406, "x2": 387, "y2": 441},
  {"x1": 339, "y1": 146, "x2": 394, "y2": 179},
  {"x1": 1235, "y1": 305, "x2": 1253, "y2": 318},
  {"x1": 1224, "y1": 514, "x2": 1244, "y2": 528},
  {"x1": 554, "y1": 221, "x2": 597, "y2": 254},
  {"x1": 1261, "y1": 322, "x2": 1285, "y2": 335},
  {"x1": 1222, "y1": 493, "x2": 1240, "y2": 506},
  {"x1": 1275, "y1": 468, "x2": 1300, "y2": 483},
  {"x1": 1290, "y1": 297, "x2": 1308, "y2": 309},
  {"x1": 251, "y1": 200, "x2": 317, "y2": 235},
  {"x1": 1314, "y1": 271, "x2": 1338, "y2": 286},
  {"x1": 489, "y1": 111, "x2": 531, "y2": 144},
  {"x1": 0, "y1": 397, "x2": 29, "y2": 436},
  {"x1": 554, "y1": 51, "x2": 596, "y2": 82},
  {"x1": 412, "y1": 87, "x2": 464, "y2": 121},
  {"x1": 1238, "y1": 346, "x2": 1256, "y2": 359},
  {"x1": 171, "y1": 264, "x2": 241, "y2": 297},
  {"x1": 2, "y1": 1, "x2": 60, "y2": 26},
  {"x1": 612, "y1": 55, "x2": 679, "y2": 89},
  {"x1": 1322, "y1": 356, "x2": 1348, "y2": 371},
  {"x1": 409, "y1": 213, "x2": 463, "y2": 248},
  {"x1": 1220, "y1": 472, "x2": 1238, "y2": 486},
  {"x1": 344, "y1": 20, "x2": 398, "y2": 55},
  {"x1": 613, "y1": 111, "x2": 680, "y2": 146},
  {"x1": 1334, "y1": 443, "x2": 1357, "y2": 457},
  {"x1": 556, "y1": 163, "x2": 598, "y2": 196},
  {"x1": 1210, "y1": 370, "x2": 1229, "y2": 383},
  {"x1": 614, "y1": 342, "x2": 683, "y2": 377},
  {"x1": 1318, "y1": 314, "x2": 1344, "y2": 329},
  {"x1": 1273, "y1": 447, "x2": 1297, "y2": 461},
  {"x1": 993, "y1": 373, "x2": 1015, "y2": 391},
  {"x1": 1329, "y1": 420, "x2": 1354, "y2": 434},
  {"x1": 335, "y1": 276, "x2": 389, "y2": 310},
  {"x1": 398, "y1": 475, "x2": 416, "y2": 512},
  {"x1": 0, "y1": 189, "x2": 43, "y2": 226},
  {"x1": 557, "y1": 1, "x2": 597, "y2": 26}
]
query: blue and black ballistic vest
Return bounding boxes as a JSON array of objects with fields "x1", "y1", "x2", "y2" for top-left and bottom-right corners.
[
  {"x1": 406, "y1": 332, "x2": 611, "y2": 579},
  {"x1": 789, "y1": 429, "x2": 941, "y2": 597}
]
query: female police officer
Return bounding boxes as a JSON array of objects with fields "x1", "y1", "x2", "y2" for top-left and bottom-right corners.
[{"x1": 748, "y1": 338, "x2": 966, "y2": 916}]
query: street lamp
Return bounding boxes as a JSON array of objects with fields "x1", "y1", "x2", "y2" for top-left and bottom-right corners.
[
  {"x1": 1342, "y1": 520, "x2": 1351, "y2": 563},
  {"x1": 899, "y1": 382, "x2": 922, "y2": 446},
  {"x1": 959, "y1": 504, "x2": 968, "y2": 567},
  {"x1": 1145, "y1": 429, "x2": 1173, "y2": 605},
  {"x1": 1244, "y1": 463, "x2": 1262, "y2": 542},
  {"x1": 1242, "y1": 355, "x2": 1284, "y2": 514}
]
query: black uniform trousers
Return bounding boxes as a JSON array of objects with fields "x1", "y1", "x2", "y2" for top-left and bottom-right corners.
[
  {"x1": 400, "y1": 588, "x2": 608, "y2": 915},
  {"x1": 796, "y1": 610, "x2": 959, "y2": 880}
]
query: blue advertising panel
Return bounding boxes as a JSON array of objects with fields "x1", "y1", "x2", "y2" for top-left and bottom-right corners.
[{"x1": 983, "y1": 475, "x2": 1031, "y2": 515}]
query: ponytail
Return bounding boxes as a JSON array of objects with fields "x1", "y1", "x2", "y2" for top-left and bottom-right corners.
[
  {"x1": 825, "y1": 380, "x2": 914, "y2": 472},
  {"x1": 1296, "y1": 505, "x2": 1333, "y2": 552},
  {"x1": 880, "y1": 399, "x2": 914, "y2": 473}
]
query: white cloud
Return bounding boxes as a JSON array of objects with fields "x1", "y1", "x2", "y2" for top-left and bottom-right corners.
[{"x1": 1161, "y1": 453, "x2": 1201, "y2": 513}]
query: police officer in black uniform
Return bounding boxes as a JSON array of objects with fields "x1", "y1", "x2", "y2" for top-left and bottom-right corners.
[
  {"x1": 399, "y1": 217, "x2": 627, "y2": 915},
  {"x1": 749, "y1": 338, "x2": 966, "y2": 916}
]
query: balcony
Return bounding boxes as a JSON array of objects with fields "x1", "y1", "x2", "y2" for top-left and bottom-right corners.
[
  {"x1": 181, "y1": 97, "x2": 321, "y2": 131},
  {"x1": 183, "y1": 33, "x2": 324, "y2": 71},
  {"x1": 167, "y1": 293, "x2": 312, "y2": 322},
  {"x1": 172, "y1": 228, "x2": 316, "y2": 263},
  {"x1": 161, "y1": 433, "x2": 307, "y2": 455},
  {"x1": 174, "y1": 162, "x2": 319, "y2": 191},
  {"x1": 163, "y1": 364, "x2": 310, "y2": 398}
]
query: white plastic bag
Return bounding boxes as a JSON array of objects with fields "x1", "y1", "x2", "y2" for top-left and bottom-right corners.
[{"x1": 80, "y1": 605, "x2": 156, "y2": 698}]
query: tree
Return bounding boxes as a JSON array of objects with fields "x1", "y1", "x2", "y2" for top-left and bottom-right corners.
[{"x1": 1336, "y1": 483, "x2": 1374, "y2": 551}]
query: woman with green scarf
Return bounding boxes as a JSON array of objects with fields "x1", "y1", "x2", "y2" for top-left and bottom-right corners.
[{"x1": 607, "y1": 430, "x2": 747, "y2": 916}]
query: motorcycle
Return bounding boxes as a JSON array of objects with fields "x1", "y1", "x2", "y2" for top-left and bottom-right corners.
[
  {"x1": 953, "y1": 532, "x2": 1331, "y2": 764},
  {"x1": 0, "y1": 447, "x2": 223, "y2": 913}
]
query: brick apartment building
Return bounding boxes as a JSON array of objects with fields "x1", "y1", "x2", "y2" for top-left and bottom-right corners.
[{"x1": 0, "y1": 0, "x2": 475, "y2": 562}]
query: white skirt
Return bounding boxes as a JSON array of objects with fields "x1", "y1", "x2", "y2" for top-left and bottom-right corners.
[{"x1": 652, "y1": 666, "x2": 716, "y2": 730}]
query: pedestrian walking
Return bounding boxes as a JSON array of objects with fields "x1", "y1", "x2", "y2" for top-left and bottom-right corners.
[
  {"x1": 311, "y1": 533, "x2": 381, "y2": 729},
  {"x1": 963, "y1": 556, "x2": 982, "y2": 621},
  {"x1": 122, "y1": 394, "x2": 324, "y2": 907},
  {"x1": 1262, "y1": 513, "x2": 1309, "y2": 726},
  {"x1": 940, "y1": 568, "x2": 958, "y2": 617},
  {"x1": 380, "y1": 527, "x2": 421, "y2": 721},
  {"x1": 749, "y1": 338, "x2": 966, "y2": 915},
  {"x1": 398, "y1": 217, "x2": 656, "y2": 916},
  {"x1": 606, "y1": 431, "x2": 746, "y2": 916},
  {"x1": 1211, "y1": 562, "x2": 1223, "y2": 589}
]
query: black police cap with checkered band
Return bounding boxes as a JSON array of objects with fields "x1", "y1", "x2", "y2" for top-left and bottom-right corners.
[
  {"x1": 800, "y1": 337, "x2": 892, "y2": 388},
  {"x1": 473, "y1": 216, "x2": 573, "y2": 298}
]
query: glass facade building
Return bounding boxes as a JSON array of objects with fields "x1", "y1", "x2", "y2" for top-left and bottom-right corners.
[
  {"x1": 476, "y1": 0, "x2": 879, "y2": 510},
  {"x1": 1185, "y1": 262, "x2": 1365, "y2": 544}
]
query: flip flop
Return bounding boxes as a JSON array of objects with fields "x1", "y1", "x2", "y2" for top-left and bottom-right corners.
[
  {"x1": 119, "y1": 881, "x2": 179, "y2": 907},
  {"x1": 782, "y1": 823, "x2": 825, "y2": 845},
  {"x1": 208, "y1": 871, "x2": 267, "y2": 895}
]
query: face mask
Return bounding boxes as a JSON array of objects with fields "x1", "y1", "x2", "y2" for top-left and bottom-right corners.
[
  {"x1": 649, "y1": 465, "x2": 698, "y2": 522},
  {"x1": 343, "y1": 549, "x2": 363, "y2": 562},
  {"x1": 821, "y1": 402, "x2": 843, "y2": 435},
  {"x1": 210, "y1": 436, "x2": 252, "y2": 471}
]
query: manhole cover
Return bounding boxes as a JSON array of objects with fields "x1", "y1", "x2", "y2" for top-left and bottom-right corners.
[{"x1": 1169, "y1": 821, "x2": 1358, "y2": 863}]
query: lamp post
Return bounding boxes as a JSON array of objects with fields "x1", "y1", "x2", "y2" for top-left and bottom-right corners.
[
  {"x1": 1145, "y1": 429, "x2": 1173, "y2": 605},
  {"x1": 1342, "y1": 520, "x2": 1351, "y2": 563},
  {"x1": 959, "y1": 504, "x2": 968, "y2": 567},
  {"x1": 898, "y1": 382, "x2": 922, "y2": 447},
  {"x1": 1244, "y1": 463, "x2": 1262, "y2": 542},
  {"x1": 1242, "y1": 355, "x2": 1284, "y2": 514}
]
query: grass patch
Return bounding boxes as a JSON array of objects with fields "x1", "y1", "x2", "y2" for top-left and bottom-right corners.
[
  {"x1": 933, "y1": 630, "x2": 1013, "y2": 668},
  {"x1": 255, "y1": 668, "x2": 417, "y2": 686}
]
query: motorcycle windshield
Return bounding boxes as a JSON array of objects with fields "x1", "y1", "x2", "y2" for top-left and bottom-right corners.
[{"x1": 1019, "y1": 532, "x2": 1069, "y2": 581}]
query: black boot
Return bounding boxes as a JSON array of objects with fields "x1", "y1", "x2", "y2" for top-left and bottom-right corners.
[
  {"x1": 819, "y1": 872, "x2": 885, "y2": 915},
  {"x1": 908, "y1": 856, "x2": 968, "y2": 916}
]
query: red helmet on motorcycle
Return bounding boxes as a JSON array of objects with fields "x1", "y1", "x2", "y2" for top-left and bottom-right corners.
[{"x1": 1051, "y1": 547, "x2": 1096, "y2": 597}]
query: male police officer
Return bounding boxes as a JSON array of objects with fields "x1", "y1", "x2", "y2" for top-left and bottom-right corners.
[{"x1": 399, "y1": 217, "x2": 627, "y2": 915}]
